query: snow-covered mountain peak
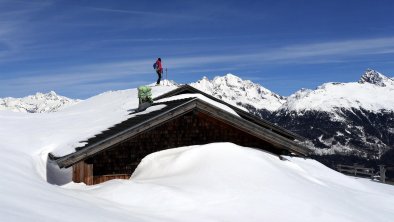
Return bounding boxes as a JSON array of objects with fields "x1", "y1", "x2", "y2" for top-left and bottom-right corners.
[
  {"x1": 212, "y1": 73, "x2": 243, "y2": 86},
  {"x1": 0, "y1": 91, "x2": 81, "y2": 113},
  {"x1": 358, "y1": 69, "x2": 393, "y2": 87},
  {"x1": 190, "y1": 74, "x2": 285, "y2": 111},
  {"x1": 280, "y1": 70, "x2": 394, "y2": 113},
  {"x1": 32, "y1": 91, "x2": 60, "y2": 100}
]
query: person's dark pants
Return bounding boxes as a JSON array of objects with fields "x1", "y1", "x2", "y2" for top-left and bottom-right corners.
[{"x1": 156, "y1": 70, "x2": 162, "y2": 85}]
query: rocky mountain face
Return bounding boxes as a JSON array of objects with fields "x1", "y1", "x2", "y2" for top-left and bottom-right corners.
[
  {"x1": 190, "y1": 70, "x2": 394, "y2": 168},
  {"x1": 358, "y1": 69, "x2": 394, "y2": 87},
  {"x1": 0, "y1": 91, "x2": 80, "y2": 113}
]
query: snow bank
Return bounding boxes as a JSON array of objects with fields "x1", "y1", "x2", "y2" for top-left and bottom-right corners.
[{"x1": 87, "y1": 143, "x2": 394, "y2": 222}]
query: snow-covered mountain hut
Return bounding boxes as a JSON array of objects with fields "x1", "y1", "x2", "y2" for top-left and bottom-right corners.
[{"x1": 50, "y1": 85, "x2": 309, "y2": 185}]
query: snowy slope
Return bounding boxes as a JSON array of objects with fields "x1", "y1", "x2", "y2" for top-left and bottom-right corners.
[
  {"x1": 190, "y1": 74, "x2": 285, "y2": 111},
  {"x1": 0, "y1": 91, "x2": 80, "y2": 113},
  {"x1": 280, "y1": 69, "x2": 394, "y2": 113},
  {"x1": 1, "y1": 85, "x2": 394, "y2": 221}
]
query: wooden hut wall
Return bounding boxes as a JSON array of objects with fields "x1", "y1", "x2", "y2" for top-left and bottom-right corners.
[
  {"x1": 82, "y1": 110, "x2": 279, "y2": 184},
  {"x1": 72, "y1": 161, "x2": 93, "y2": 185}
]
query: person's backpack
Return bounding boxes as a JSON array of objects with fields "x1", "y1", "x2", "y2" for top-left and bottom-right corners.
[{"x1": 153, "y1": 62, "x2": 157, "y2": 69}]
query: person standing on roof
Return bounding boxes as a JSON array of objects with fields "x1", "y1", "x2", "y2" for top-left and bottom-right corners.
[{"x1": 154, "y1": 58, "x2": 163, "y2": 85}]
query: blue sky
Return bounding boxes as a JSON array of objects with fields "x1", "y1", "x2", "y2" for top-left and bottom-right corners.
[{"x1": 1, "y1": 0, "x2": 394, "y2": 99}]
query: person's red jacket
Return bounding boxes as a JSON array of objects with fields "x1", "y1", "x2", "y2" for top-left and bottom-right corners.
[{"x1": 156, "y1": 60, "x2": 163, "y2": 73}]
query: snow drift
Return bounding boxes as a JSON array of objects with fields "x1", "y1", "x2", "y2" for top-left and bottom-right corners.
[{"x1": 78, "y1": 143, "x2": 394, "y2": 222}]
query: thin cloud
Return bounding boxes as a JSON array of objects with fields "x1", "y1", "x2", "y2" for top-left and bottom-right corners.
[
  {"x1": 85, "y1": 6, "x2": 208, "y2": 20},
  {"x1": 91, "y1": 36, "x2": 224, "y2": 44},
  {"x1": 272, "y1": 37, "x2": 394, "y2": 59},
  {"x1": 167, "y1": 36, "x2": 394, "y2": 65}
]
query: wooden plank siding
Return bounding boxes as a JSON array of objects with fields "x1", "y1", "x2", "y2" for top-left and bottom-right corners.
[
  {"x1": 78, "y1": 110, "x2": 281, "y2": 184},
  {"x1": 72, "y1": 161, "x2": 93, "y2": 185},
  {"x1": 72, "y1": 161, "x2": 130, "y2": 184}
]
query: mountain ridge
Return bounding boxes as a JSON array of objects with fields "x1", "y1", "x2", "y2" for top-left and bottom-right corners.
[{"x1": 0, "y1": 91, "x2": 80, "y2": 113}]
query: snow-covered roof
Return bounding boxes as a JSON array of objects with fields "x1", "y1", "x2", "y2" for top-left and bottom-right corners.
[{"x1": 52, "y1": 86, "x2": 309, "y2": 168}]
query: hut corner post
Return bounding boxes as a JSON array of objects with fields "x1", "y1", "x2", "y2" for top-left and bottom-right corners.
[{"x1": 72, "y1": 161, "x2": 93, "y2": 185}]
